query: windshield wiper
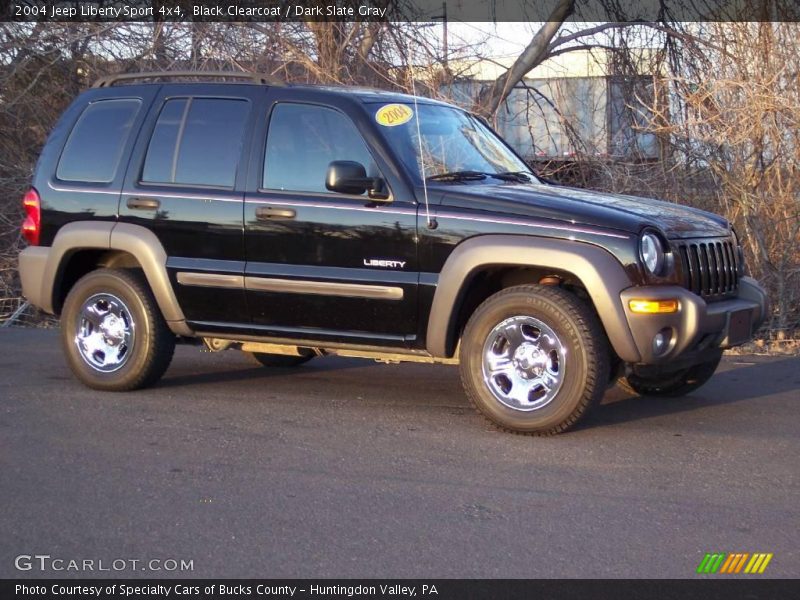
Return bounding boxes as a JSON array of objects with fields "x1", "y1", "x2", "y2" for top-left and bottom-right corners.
[
  {"x1": 491, "y1": 171, "x2": 534, "y2": 183},
  {"x1": 426, "y1": 170, "x2": 534, "y2": 183},
  {"x1": 426, "y1": 170, "x2": 488, "y2": 182}
]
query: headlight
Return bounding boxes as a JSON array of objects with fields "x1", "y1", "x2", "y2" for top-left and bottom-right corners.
[{"x1": 640, "y1": 231, "x2": 665, "y2": 275}]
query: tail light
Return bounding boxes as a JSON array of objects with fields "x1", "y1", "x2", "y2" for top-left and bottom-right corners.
[{"x1": 22, "y1": 188, "x2": 41, "y2": 246}]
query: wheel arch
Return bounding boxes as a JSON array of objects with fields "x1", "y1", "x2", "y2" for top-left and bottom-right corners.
[
  {"x1": 39, "y1": 221, "x2": 191, "y2": 336},
  {"x1": 425, "y1": 235, "x2": 641, "y2": 363}
]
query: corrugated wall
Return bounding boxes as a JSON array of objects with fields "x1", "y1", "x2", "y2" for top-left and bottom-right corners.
[{"x1": 444, "y1": 76, "x2": 660, "y2": 160}]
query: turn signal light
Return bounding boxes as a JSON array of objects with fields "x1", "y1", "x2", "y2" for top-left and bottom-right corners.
[{"x1": 628, "y1": 299, "x2": 679, "y2": 314}]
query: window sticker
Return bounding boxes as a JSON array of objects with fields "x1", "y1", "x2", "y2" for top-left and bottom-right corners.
[{"x1": 375, "y1": 104, "x2": 413, "y2": 127}]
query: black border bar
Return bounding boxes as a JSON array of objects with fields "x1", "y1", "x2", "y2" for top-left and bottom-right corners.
[
  {"x1": 3, "y1": 579, "x2": 800, "y2": 600},
  {"x1": 3, "y1": 0, "x2": 800, "y2": 22}
]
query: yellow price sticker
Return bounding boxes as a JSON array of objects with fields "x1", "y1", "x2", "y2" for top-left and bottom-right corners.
[{"x1": 375, "y1": 104, "x2": 414, "y2": 127}]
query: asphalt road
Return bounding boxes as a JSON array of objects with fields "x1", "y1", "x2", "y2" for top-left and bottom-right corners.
[{"x1": 1, "y1": 328, "x2": 798, "y2": 579}]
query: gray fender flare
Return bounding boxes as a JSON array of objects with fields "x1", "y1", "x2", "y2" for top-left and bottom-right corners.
[
  {"x1": 425, "y1": 235, "x2": 641, "y2": 363},
  {"x1": 38, "y1": 221, "x2": 191, "y2": 336}
]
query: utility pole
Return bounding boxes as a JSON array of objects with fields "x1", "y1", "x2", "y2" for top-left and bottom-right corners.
[
  {"x1": 442, "y1": 1, "x2": 448, "y2": 71},
  {"x1": 432, "y1": 1, "x2": 449, "y2": 75}
]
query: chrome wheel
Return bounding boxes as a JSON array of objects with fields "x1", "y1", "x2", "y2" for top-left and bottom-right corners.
[
  {"x1": 481, "y1": 315, "x2": 566, "y2": 411},
  {"x1": 74, "y1": 293, "x2": 135, "y2": 373}
]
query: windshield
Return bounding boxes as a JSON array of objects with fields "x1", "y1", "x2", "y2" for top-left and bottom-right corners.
[{"x1": 374, "y1": 103, "x2": 536, "y2": 183}]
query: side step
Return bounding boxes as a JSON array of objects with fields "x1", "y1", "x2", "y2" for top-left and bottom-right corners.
[{"x1": 200, "y1": 337, "x2": 459, "y2": 365}]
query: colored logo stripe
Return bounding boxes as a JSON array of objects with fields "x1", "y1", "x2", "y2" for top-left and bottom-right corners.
[
  {"x1": 745, "y1": 553, "x2": 773, "y2": 574},
  {"x1": 697, "y1": 553, "x2": 726, "y2": 573},
  {"x1": 720, "y1": 553, "x2": 749, "y2": 573},
  {"x1": 697, "y1": 552, "x2": 773, "y2": 574}
]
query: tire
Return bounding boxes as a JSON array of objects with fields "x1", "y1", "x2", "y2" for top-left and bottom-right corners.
[
  {"x1": 60, "y1": 268, "x2": 175, "y2": 391},
  {"x1": 618, "y1": 351, "x2": 722, "y2": 397},
  {"x1": 247, "y1": 351, "x2": 315, "y2": 368},
  {"x1": 459, "y1": 285, "x2": 609, "y2": 436}
]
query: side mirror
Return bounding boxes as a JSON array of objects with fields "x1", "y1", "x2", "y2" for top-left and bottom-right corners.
[{"x1": 326, "y1": 161, "x2": 389, "y2": 200}]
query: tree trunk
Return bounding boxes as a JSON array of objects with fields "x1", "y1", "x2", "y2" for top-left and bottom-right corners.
[{"x1": 475, "y1": 0, "x2": 575, "y2": 117}]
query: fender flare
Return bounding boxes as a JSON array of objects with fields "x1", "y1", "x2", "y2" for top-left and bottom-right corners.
[
  {"x1": 425, "y1": 235, "x2": 641, "y2": 363},
  {"x1": 38, "y1": 221, "x2": 191, "y2": 336}
]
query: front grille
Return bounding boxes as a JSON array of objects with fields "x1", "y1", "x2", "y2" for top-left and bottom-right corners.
[{"x1": 673, "y1": 238, "x2": 739, "y2": 300}]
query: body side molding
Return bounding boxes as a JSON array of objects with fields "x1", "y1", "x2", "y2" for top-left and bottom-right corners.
[
  {"x1": 425, "y1": 235, "x2": 641, "y2": 362},
  {"x1": 245, "y1": 276, "x2": 404, "y2": 300}
]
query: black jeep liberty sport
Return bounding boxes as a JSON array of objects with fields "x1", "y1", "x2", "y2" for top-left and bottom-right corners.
[{"x1": 17, "y1": 71, "x2": 768, "y2": 435}]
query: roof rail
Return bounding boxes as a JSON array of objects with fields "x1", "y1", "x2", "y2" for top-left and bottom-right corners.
[{"x1": 92, "y1": 70, "x2": 283, "y2": 88}]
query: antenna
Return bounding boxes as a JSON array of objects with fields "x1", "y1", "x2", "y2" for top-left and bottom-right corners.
[{"x1": 407, "y1": 54, "x2": 436, "y2": 230}]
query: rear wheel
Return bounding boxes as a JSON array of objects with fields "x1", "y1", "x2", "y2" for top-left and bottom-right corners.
[
  {"x1": 61, "y1": 268, "x2": 175, "y2": 391},
  {"x1": 618, "y1": 352, "x2": 723, "y2": 397},
  {"x1": 247, "y1": 351, "x2": 315, "y2": 368},
  {"x1": 459, "y1": 285, "x2": 609, "y2": 435}
]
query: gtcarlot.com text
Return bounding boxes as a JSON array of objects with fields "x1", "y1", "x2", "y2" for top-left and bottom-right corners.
[{"x1": 14, "y1": 554, "x2": 194, "y2": 573}]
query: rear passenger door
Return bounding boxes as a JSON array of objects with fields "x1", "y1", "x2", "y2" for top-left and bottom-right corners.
[{"x1": 120, "y1": 84, "x2": 262, "y2": 323}]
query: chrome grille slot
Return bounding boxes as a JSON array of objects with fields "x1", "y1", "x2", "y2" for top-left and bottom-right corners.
[{"x1": 673, "y1": 237, "x2": 739, "y2": 301}]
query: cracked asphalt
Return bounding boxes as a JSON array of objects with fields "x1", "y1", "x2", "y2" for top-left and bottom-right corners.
[{"x1": 1, "y1": 328, "x2": 797, "y2": 578}]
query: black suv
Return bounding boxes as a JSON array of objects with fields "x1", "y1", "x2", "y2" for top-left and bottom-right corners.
[{"x1": 17, "y1": 71, "x2": 768, "y2": 435}]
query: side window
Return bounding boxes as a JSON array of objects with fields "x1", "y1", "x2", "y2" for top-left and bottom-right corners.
[
  {"x1": 263, "y1": 103, "x2": 378, "y2": 194},
  {"x1": 57, "y1": 99, "x2": 141, "y2": 183},
  {"x1": 142, "y1": 98, "x2": 249, "y2": 188}
]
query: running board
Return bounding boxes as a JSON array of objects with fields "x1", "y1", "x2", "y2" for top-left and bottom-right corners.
[{"x1": 199, "y1": 336, "x2": 459, "y2": 365}]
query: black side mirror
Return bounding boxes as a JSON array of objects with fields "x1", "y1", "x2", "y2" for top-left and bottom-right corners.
[{"x1": 326, "y1": 161, "x2": 389, "y2": 200}]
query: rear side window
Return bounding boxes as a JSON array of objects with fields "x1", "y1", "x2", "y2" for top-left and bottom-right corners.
[
  {"x1": 56, "y1": 99, "x2": 141, "y2": 183},
  {"x1": 142, "y1": 98, "x2": 249, "y2": 188}
]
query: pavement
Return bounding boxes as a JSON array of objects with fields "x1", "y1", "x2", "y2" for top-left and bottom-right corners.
[{"x1": 0, "y1": 328, "x2": 798, "y2": 579}]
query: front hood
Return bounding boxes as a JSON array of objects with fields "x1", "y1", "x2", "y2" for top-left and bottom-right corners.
[{"x1": 437, "y1": 182, "x2": 730, "y2": 239}]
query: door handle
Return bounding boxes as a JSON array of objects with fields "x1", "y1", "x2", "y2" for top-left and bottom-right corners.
[
  {"x1": 127, "y1": 197, "x2": 160, "y2": 210},
  {"x1": 255, "y1": 206, "x2": 296, "y2": 220}
]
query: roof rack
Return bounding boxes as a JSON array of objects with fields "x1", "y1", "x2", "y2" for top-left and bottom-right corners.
[{"x1": 92, "y1": 70, "x2": 283, "y2": 88}]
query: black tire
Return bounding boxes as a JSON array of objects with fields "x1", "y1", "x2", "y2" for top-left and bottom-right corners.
[
  {"x1": 618, "y1": 351, "x2": 723, "y2": 397},
  {"x1": 247, "y1": 351, "x2": 315, "y2": 368},
  {"x1": 459, "y1": 285, "x2": 609, "y2": 436},
  {"x1": 60, "y1": 268, "x2": 175, "y2": 391}
]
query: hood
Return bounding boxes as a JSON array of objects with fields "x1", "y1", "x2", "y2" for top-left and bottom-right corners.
[{"x1": 436, "y1": 182, "x2": 730, "y2": 239}]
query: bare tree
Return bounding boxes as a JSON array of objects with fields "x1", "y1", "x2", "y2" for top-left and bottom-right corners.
[{"x1": 645, "y1": 22, "x2": 800, "y2": 334}]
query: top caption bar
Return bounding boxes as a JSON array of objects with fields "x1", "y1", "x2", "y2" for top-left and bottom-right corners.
[{"x1": 3, "y1": 0, "x2": 800, "y2": 22}]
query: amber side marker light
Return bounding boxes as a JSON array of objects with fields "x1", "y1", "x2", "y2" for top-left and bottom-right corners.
[{"x1": 629, "y1": 299, "x2": 679, "y2": 314}]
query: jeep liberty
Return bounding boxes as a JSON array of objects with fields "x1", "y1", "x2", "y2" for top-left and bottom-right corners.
[{"x1": 17, "y1": 72, "x2": 768, "y2": 435}]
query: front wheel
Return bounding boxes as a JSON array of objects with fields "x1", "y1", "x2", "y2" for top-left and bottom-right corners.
[
  {"x1": 618, "y1": 352, "x2": 723, "y2": 397},
  {"x1": 60, "y1": 268, "x2": 175, "y2": 391},
  {"x1": 459, "y1": 285, "x2": 609, "y2": 436}
]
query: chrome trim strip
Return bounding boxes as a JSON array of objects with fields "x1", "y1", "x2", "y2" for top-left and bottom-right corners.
[
  {"x1": 435, "y1": 211, "x2": 631, "y2": 239},
  {"x1": 176, "y1": 272, "x2": 243, "y2": 288},
  {"x1": 125, "y1": 189, "x2": 241, "y2": 202},
  {"x1": 245, "y1": 198, "x2": 417, "y2": 217},
  {"x1": 47, "y1": 180, "x2": 244, "y2": 203},
  {"x1": 47, "y1": 181, "x2": 120, "y2": 195},
  {"x1": 245, "y1": 261, "x2": 419, "y2": 284},
  {"x1": 45, "y1": 183, "x2": 627, "y2": 239},
  {"x1": 245, "y1": 276, "x2": 404, "y2": 301}
]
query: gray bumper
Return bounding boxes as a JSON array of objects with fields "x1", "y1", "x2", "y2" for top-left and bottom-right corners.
[
  {"x1": 620, "y1": 276, "x2": 768, "y2": 365},
  {"x1": 18, "y1": 246, "x2": 53, "y2": 314}
]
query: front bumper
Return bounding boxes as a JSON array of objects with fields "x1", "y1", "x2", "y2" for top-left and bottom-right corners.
[{"x1": 620, "y1": 276, "x2": 768, "y2": 365}]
